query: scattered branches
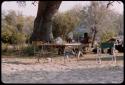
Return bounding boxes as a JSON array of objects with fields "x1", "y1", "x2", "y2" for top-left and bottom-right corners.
[
  {"x1": 107, "y1": 1, "x2": 114, "y2": 8},
  {"x1": 17, "y1": 1, "x2": 38, "y2": 7},
  {"x1": 17, "y1": 1, "x2": 26, "y2": 7},
  {"x1": 107, "y1": 1, "x2": 121, "y2": 8},
  {"x1": 32, "y1": 1, "x2": 38, "y2": 6}
]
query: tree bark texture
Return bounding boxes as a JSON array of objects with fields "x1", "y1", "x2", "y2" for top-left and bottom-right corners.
[{"x1": 30, "y1": 1, "x2": 62, "y2": 42}]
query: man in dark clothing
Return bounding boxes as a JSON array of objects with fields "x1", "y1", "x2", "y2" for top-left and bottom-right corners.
[
  {"x1": 81, "y1": 33, "x2": 91, "y2": 44},
  {"x1": 80, "y1": 33, "x2": 91, "y2": 53}
]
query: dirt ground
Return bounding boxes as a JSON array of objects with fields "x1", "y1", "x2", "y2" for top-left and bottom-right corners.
[{"x1": 1, "y1": 53, "x2": 124, "y2": 84}]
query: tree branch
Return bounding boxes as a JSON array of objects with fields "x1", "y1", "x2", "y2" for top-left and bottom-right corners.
[
  {"x1": 32, "y1": 1, "x2": 38, "y2": 6},
  {"x1": 107, "y1": 1, "x2": 114, "y2": 8},
  {"x1": 17, "y1": 1, "x2": 26, "y2": 7},
  {"x1": 107, "y1": 1, "x2": 121, "y2": 8}
]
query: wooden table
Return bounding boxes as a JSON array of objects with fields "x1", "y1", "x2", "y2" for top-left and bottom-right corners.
[{"x1": 33, "y1": 43, "x2": 85, "y2": 63}]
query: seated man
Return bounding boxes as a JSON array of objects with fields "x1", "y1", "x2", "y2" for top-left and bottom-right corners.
[
  {"x1": 54, "y1": 36, "x2": 65, "y2": 55},
  {"x1": 81, "y1": 33, "x2": 91, "y2": 44},
  {"x1": 66, "y1": 37, "x2": 72, "y2": 43},
  {"x1": 80, "y1": 33, "x2": 91, "y2": 53}
]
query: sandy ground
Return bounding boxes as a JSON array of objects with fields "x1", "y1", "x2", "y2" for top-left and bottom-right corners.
[{"x1": 1, "y1": 53, "x2": 124, "y2": 84}]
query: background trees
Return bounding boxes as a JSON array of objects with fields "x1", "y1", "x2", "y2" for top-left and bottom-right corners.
[
  {"x1": 79, "y1": 1, "x2": 123, "y2": 43},
  {"x1": 52, "y1": 6, "x2": 81, "y2": 39},
  {"x1": 1, "y1": 10, "x2": 35, "y2": 44},
  {"x1": 2, "y1": 1, "x2": 123, "y2": 44},
  {"x1": 2, "y1": 1, "x2": 123, "y2": 56}
]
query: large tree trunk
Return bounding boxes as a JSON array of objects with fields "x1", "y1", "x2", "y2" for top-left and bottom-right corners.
[{"x1": 30, "y1": 1, "x2": 62, "y2": 42}]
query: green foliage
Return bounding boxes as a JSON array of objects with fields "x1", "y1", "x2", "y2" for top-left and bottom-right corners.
[
  {"x1": 16, "y1": 15, "x2": 24, "y2": 32},
  {"x1": 2, "y1": 2, "x2": 123, "y2": 57},
  {"x1": 23, "y1": 45, "x2": 39, "y2": 56},
  {"x1": 2, "y1": 30, "x2": 12, "y2": 43},
  {"x1": 11, "y1": 33, "x2": 26, "y2": 44},
  {"x1": 79, "y1": 1, "x2": 123, "y2": 42},
  {"x1": 52, "y1": 10, "x2": 80, "y2": 39},
  {"x1": 101, "y1": 30, "x2": 116, "y2": 42},
  {"x1": 2, "y1": 10, "x2": 34, "y2": 44},
  {"x1": 23, "y1": 45, "x2": 34, "y2": 56},
  {"x1": 2, "y1": 43, "x2": 8, "y2": 52},
  {"x1": 1, "y1": 43, "x2": 14, "y2": 56}
]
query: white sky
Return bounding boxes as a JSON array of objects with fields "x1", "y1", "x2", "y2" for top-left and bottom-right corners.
[{"x1": 2, "y1": 1, "x2": 124, "y2": 17}]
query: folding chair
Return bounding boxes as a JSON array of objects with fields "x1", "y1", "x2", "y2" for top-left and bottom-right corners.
[
  {"x1": 63, "y1": 46, "x2": 74, "y2": 63},
  {"x1": 63, "y1": 45, "x2": 84, "y2": 63},
  {"x1": 96, "y1": 42, "x2": 116, "y2": 64}
]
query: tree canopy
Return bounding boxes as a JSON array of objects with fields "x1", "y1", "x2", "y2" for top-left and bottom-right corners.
[{"x1": 2, "y1": 10, "x2": 35, "y2": 44}]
